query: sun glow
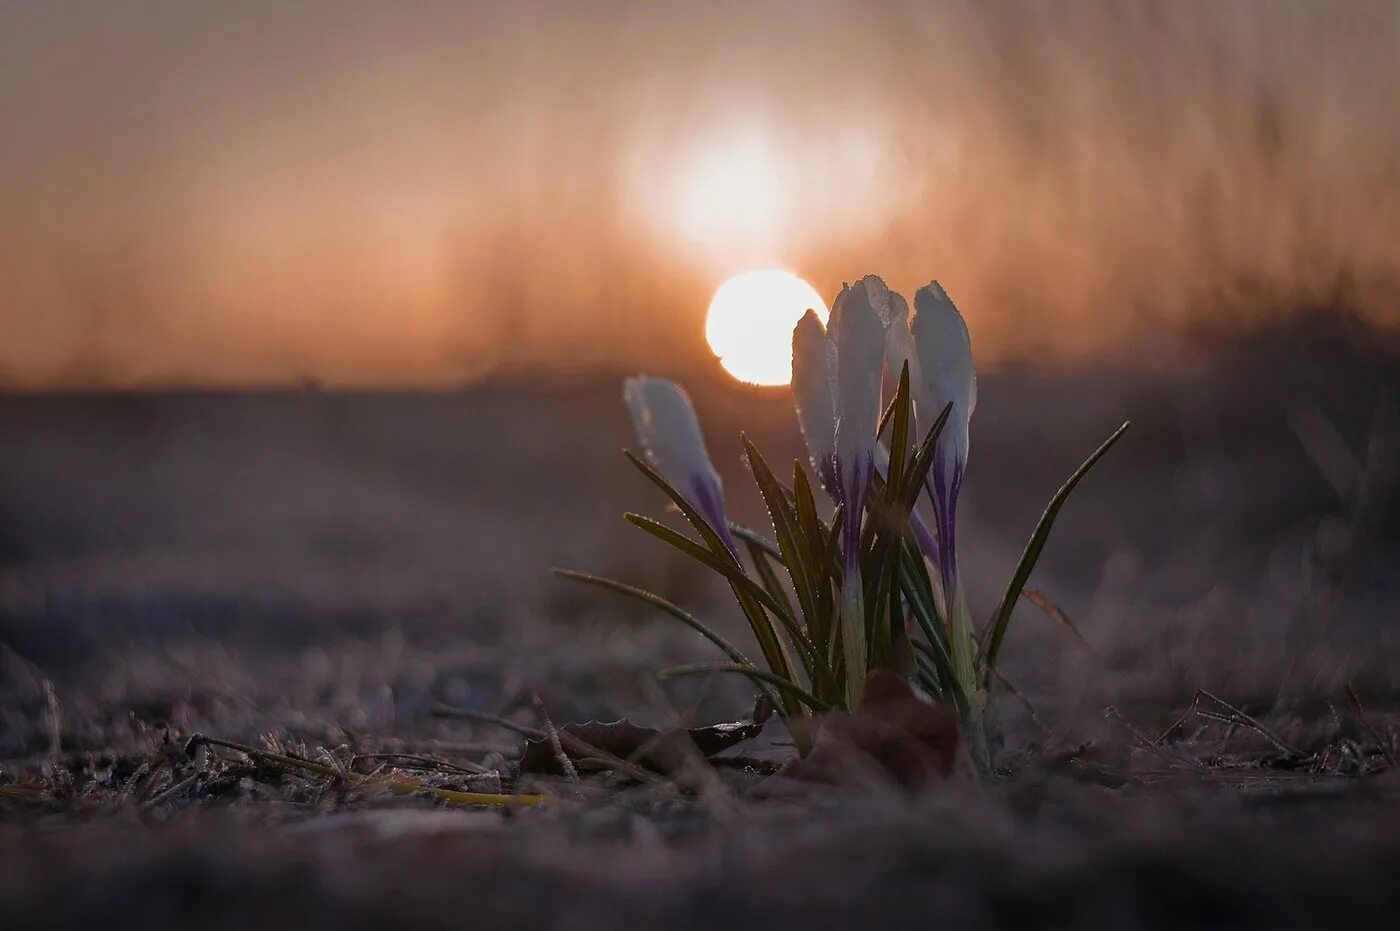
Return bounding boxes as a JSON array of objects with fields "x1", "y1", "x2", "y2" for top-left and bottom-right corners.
[
  {"x1": 705, "y1": 270, "x2": 828, "y2": 386},
  {"x1": 672, "y1": 131, "x2": 782, "y2": 255}
]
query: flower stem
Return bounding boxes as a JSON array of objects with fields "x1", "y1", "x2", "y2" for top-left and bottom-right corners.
[{"x1": 840, "y1": 560, "x2": 867, "y2": 709}]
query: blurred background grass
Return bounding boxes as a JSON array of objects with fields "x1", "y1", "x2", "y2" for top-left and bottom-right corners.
[{"x1": 2, "y1": 309, "x2": 1395, "y2": 761}]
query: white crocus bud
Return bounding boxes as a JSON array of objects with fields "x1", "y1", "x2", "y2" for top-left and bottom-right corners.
[
  {"x1": 827, "y1": 276, "x2": 890, "y2": 706},
  {"x1": 791, "y1": 309, "x2": 837, "y2": 493},
  {"x1": 910, "y1": 281, "x2": 976, "y2": 482},
  {"x1": 830, "y1": 276, "x2": 890, "y2": 514},
  {"x1": 908, "y1": 281, "x2": 977, "y2": 709},
  {"x1": 623, "y1": 376, "x2": 733, "y2": 551}
]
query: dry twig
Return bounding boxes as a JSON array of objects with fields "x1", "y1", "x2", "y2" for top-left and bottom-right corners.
[
  {"x1": 186, "y1": 734, "x2": 542, "y2": 808},
  {"x1": 432, "y1": 704, "x2": 664, "y2": 785},
  {"x1": 1345, "y1": 684, "x2": 1396, "y2": 767}
]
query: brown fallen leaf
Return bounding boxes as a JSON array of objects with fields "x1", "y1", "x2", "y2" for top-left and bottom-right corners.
[
  {"x1": 756, "y1": 672, "x2": 963, "y2": 795},
  {"x1": 519, "y1": 717, "x2": 767, "y2": 776}
]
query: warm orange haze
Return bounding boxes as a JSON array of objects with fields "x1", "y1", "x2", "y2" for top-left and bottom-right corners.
[
  {"x1": 2, "y1": 0, "x2": 1399, "y2": 389},
  {"x1": 5, "y1": 3, "x2": 1400, "y2": 925}
]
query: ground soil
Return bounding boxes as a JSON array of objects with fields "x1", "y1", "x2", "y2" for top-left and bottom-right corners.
[{"x1": 3, "y1": 313, "x2": 1398, "y2": 928}]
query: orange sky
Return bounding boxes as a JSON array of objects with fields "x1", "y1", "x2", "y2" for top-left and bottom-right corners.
[{"x1": 2, "y1": 1, "x2": 1397, "y2": 389}]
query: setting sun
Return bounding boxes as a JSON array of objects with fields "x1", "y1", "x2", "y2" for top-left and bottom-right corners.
[{"x1": 705, "y1": 270, "x2": 828, "y2": 386}]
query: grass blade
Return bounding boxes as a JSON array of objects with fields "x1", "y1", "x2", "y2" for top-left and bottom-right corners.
[
  {"x1": 825, "y1": 507, "x2": 845, "y2": 582},
  {"x1": 626, "y1": 450, "x2": 735, "y2": 560},
  {"x1": 912, "y1": 640, "x2": 949, "y2": 697},
  {"x1": 661, "y1": 663, "x2": 833, "y2": 712},
  {"x1": 979, "y1": 421, "x2": 1130, "y2": 676},
  {"x1": 740, "y1": 536, "x2": 829, "y2": 689},
  {"x1": 552, "y1": 569, "x2": 750, "y2": 666},
  {"x1": 887, "y1": 363, "x2": 912, "y2": 492},
  {"x1": 876, "y1": 388, "x2": 900, "y2": 441},
  {"x1": 888, "y1": 550, "x2": 914, "y2": 675},
  {"x1": 743, "y1": 436, "x2": 821, "y2": 641},
  {"x1": 743, "y1": 537, "x2": 795, "y2": 622},
  {"x1": 1021, "y1": 587, "x2": 1092, "y2": 650},
  {"x1": 791, "y1": 463, "x2": 835, "y2": 655},
  {"x1": 731, "y1": 525, "x2": 782, "y2": 561},
  {"x1": 898, "y1": 543, "x2": 962, "y2": 708},
  {"x1": 624, "y1": 512, "x2": 802, "y2": 712},
  {"x1": 624, "y1": 513, "x2": 791, "y2": 621},
  {"x1": 902, "y1": 402, "x2": 952, "y2": 514}
]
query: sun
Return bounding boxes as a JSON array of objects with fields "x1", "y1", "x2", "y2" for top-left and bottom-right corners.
[{"x1": 705, "y1": 270, "x2": 828, "y2": 386}]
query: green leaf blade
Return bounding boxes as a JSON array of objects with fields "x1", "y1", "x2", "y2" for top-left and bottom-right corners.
[
  {"x1": 552, "y1": 569, "x2": 750, "y2": 667},
  {"x1": 979, "y1": 421, "x2": 1131, "y2": 677},
  {"x1": 661, "y1": 663, "x2": 833, "y2": 713}
]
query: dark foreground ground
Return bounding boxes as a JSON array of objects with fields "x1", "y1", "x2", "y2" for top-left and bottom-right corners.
[{"x1": 2, "y1": 312, "x2": 1398, "y2": 928}]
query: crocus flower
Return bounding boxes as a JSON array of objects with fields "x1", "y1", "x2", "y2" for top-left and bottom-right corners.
[
  {"x1": 797, "y1": 279, "x2": 942, "y2": 567},
  {"x1": 866, "y1": 283, "x2": 948, "y2": 568},
  {"x1": 623, "y1": 376, "x2": 736, "y2": 555},
  {"x1": 880, "y1": 280, "x2": 976, "y2": 689},
  {"x1": 877, "y1": 288, "x2": 917, "y2": 402},
  {"x1": 792, "y1": 276, "x2": 900, "y2": 501},
  {"x1": 791, "y1": 275, "x2": 891, "y2": 704},
  {"x1": 830, "y1": 279, "x2": 889, "y2": 551},
  {"x1": 908, "y1": 282, "x2": 976, "y2": 588},
  {"x1": 812, "y1": 278, "x2": 977, "y2": 690},
  {"x1": 791, "y1": 308, "x2": 838, "y2": 494}
]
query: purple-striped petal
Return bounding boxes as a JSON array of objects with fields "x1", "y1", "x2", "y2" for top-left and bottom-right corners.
[{"x1": 623, "y1": 376, "x2": 735, "y2": 553}]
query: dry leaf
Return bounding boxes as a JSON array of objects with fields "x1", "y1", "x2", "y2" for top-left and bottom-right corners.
[
  {"x1": 758, "y1": 672, "x2": 962, "y2": 794},
  {"x1": 519, "y1": 717, "x2": 765, "y2": 776}
]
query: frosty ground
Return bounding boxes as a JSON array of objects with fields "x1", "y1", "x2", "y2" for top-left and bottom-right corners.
[{"x1": 2, "y1": 313, "x2": 1397, "y2": 929}]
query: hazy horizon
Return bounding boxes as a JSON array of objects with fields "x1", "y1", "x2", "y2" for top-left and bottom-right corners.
[{"x1": 3, "y1": 0, "x2": 1398, "y2": 390}]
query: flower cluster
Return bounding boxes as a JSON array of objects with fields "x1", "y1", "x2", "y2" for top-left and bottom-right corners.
[
  {"x1": 565, "y1": 274, "x2": 1127, "y2": 769},
  {"x1": 790, "y1": 277, "x2": 976, "y2": 705}
]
